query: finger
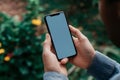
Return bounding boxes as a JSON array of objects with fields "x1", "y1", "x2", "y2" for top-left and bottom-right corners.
[
  {"x1": 72, "y1": 37, "x2": 78, "y2": 44},
  {"x1": 43, "y1": 33, "x2": 51, "y2": 51},
  {"x1": 73, "y1": 36, "x2": 78, "y2": 41},
  {"x1": 60, "y1": 58, "x2": 69, "y2": 64},
  {"x1": 69, "y1": 25, "x2": 85, "y2": 41},
  {"x1": 46, "y1": 33, "x2": 52, "y2": 46}
]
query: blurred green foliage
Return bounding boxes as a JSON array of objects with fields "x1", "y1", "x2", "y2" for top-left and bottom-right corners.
[
  {"x1": 0, "y1": 0, "x2": 45, "y2": 80},
  {"x1": 0, "y1": 0, "x2": 120, "y2": 80}
]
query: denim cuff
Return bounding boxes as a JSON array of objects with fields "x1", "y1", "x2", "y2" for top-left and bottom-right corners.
[
  {"x1": 87, "y1": 51, "x2": 116, "y2": 80},
  {"x1": 44, "y1": 72, "x2": 68, "y2": 80}
]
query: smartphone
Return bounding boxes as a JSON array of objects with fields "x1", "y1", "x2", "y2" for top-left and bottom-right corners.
[{"x1": 44, "y1": 11, "x2": 77, "y2": 60}]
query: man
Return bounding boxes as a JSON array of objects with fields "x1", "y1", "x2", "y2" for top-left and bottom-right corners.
[{"x1": 42, "y1": 0, "x2": 120, "y2": 80}]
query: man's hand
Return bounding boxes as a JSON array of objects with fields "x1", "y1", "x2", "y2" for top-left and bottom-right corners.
[
  {"x1": 69, "y1": 25, "x2": 95, "y2": 69},
  {"x1": 42, "y1": 34, "x2": 68, "y2": 76}
]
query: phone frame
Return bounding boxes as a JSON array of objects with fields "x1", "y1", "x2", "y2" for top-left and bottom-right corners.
[{"x1": 44, "y1": 11, "x2": 77, "y2": 60}]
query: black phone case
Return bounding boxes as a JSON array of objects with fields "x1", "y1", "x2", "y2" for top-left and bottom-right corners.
[{"x1": 44, "y1": 11, "x2": 77, "y2": 60}]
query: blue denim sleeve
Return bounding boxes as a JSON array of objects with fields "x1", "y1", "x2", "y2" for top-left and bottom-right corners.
[
  {"x1": 43, "y1": 72, "x2": 68, "y2": 80},
  {"x1": 87, "y1": 51, "x2": 120, "y2": 80}
]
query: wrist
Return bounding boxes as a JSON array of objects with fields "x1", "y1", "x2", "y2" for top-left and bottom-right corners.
[
  {"x1": 44, "y1": 67, "x2": 68, "y2": 76},
  {"x1": 44, "y1": 67, "x2": 61, "y2": 73},
  {"x1": 85, "y1": 51, "x2": 96, "y2": 69}
]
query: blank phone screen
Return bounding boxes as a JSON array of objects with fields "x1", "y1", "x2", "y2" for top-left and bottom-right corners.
[{"x1": 45, "y1": 12, "x2": 76, "y2": 59}]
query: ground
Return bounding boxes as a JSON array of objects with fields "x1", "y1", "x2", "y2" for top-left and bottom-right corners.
[{"x1": 0, "y1": 0, "x2": 26, "y2": 16}]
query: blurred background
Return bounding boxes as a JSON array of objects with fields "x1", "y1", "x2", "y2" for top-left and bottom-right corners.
[{"x1": 0, "y1": 0, "x2": 120, "y2": 80}]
